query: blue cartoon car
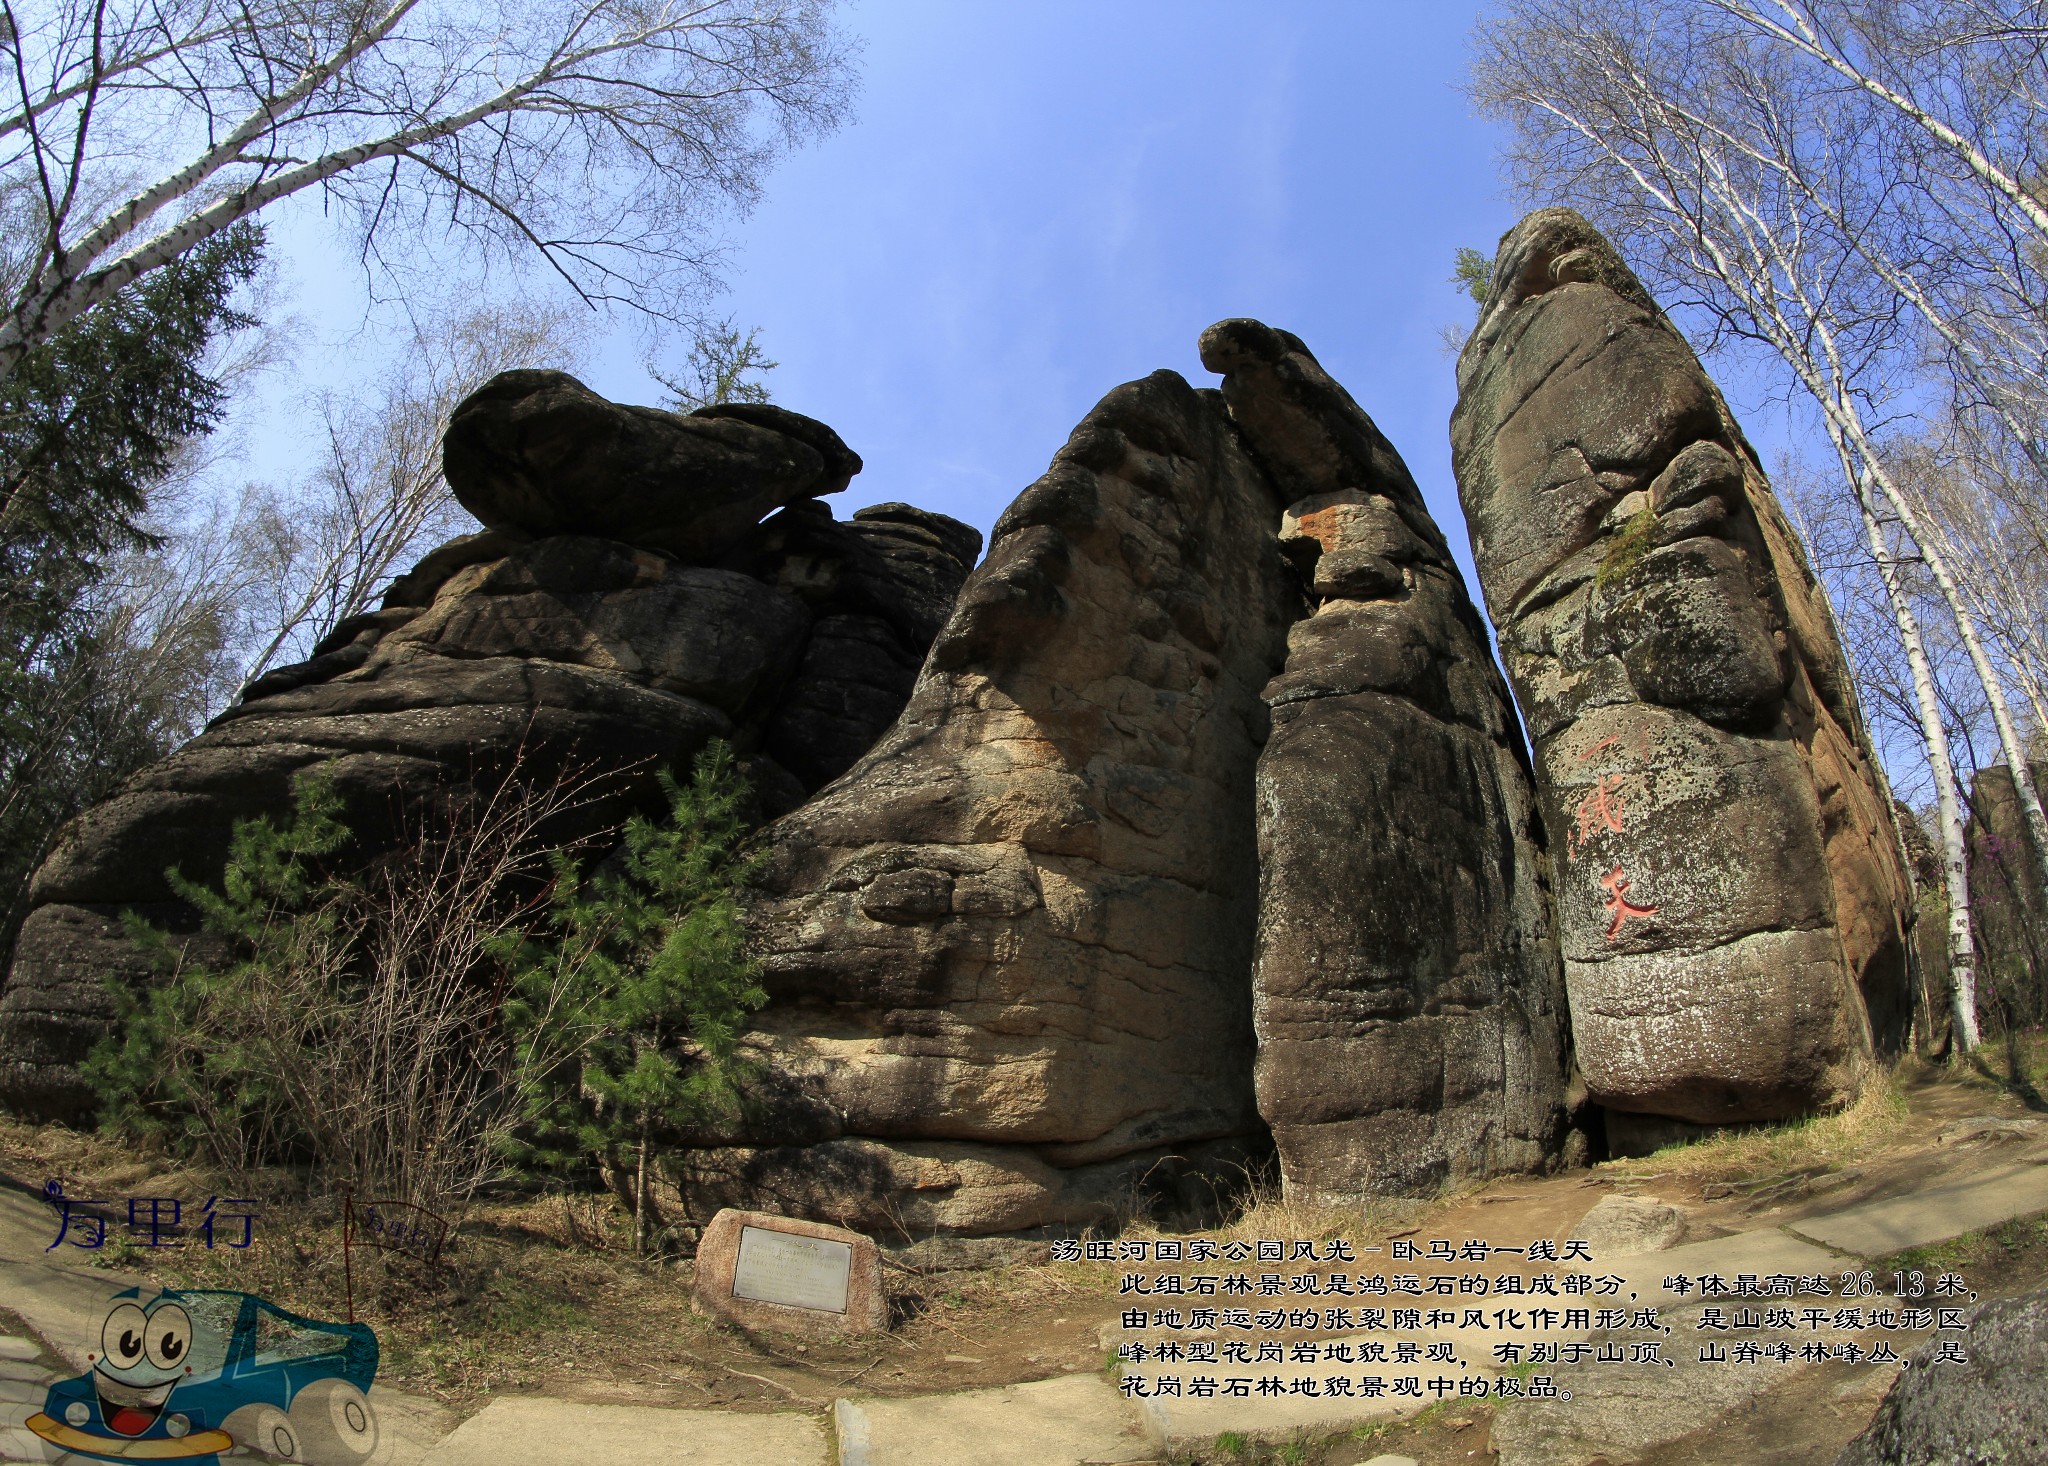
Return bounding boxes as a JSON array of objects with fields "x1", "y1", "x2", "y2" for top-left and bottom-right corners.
[{"x1": 26, "y1": 1287, "x2": 379, "y2": 1464}]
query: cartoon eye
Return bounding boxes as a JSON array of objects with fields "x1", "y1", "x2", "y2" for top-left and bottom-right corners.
[
  {"x1": 101, "y1": 1303, "x2": 149, "y2": 1369},
  {"x1": 146, "y1": 1305, "x2": 192, "y2": 1369}
]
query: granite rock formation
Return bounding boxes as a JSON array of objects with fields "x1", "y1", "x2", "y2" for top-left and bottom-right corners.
[
  {"x1": 690, "y1": 368, "x2": 1303, "y2": 1235},
  {"x1": 1967, "y1": 759, "x2": 2047, "y2": 1030},
  {"x1": 1450, "y1": 208, "x2": 1914, "y2": 1128},
  {"x1": 1198, "y1": 320, "x2": 1569, "y2": 1203},
  {"x1": 442, "y1": 370, "x2": 862, "y2": 560},
  {"x1": 0, "y1": 379, "x2": 977, "y2": 1122},
  {"x1": 1835, "y1": 1288, "x2": 2048, "y2": 1466}
]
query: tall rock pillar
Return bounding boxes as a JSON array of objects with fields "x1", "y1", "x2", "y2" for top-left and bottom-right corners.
[
  {"x1": 723, "y1": 370, "x2": 1301, "y2": 1234},
  {"x1": 1450, "y1": 209, "x2": 1914, "y2": 1132},
  {"x1": 1201, "y1": 320, "x2": 1569, "y2": 1201}
]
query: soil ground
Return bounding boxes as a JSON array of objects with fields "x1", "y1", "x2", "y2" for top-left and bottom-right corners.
[{"x1": 3, "y1": 1033, "x2": 2045, "y2": 1466}]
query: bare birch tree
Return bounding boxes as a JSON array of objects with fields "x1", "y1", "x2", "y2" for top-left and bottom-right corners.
[{"x1": 0, "y1": 0, "x2": 855, "y2": 382}]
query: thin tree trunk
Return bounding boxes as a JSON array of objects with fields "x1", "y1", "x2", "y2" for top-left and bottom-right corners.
[
  {"x1": 1621, "y1": 125, "x2": 2048, "y2": 918},
  {"x1": 634, "y1": 1111, "x2": 651, "y2": 1257},
  {"x1": 1844, "y1": 454, "x2": 1980, "y2": 1053},
  {"x1": 1848, "y1": 440, "x2": 2048, "y2": 919}
]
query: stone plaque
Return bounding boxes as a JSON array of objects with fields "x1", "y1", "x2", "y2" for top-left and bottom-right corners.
[
  {"x1": 733, "y1": 1225, "x2": 852, "y2": 1313},
  {"x1": 691, "y1": 1208, "x2": 890, "y2": 1336}
]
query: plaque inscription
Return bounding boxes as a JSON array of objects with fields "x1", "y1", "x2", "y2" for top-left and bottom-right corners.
[{"x1": 732, "y1": 1225, "x2": 853, "y2": 1313}]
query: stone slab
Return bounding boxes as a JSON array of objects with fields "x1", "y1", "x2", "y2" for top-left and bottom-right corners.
[
  {"x1": 1489, "y1": 1302, "x2": 1814, "y2": 1466},
  {"x1": 0, "y1": 1344, "x2": 33, "y2": 1364},
  {"x1": 1786, "y1": 1159, "x2": 2048, "y2": 1259},
  {"x1": 0, "y1": 1184, "x2": 144, "y2": 1371},
  {"x1": 0, "y1": 1420, "x2": 58, "y2": 1463},
  {"x1": 835, "y1": 1375, "x2": 1154, "y2": 1466},
  {"x1": 370, "y1": 1384, "x2": 462, "y2": 1466},
  {"x1": 693, "y1": 1208, "x2": 888, "y2": 1338},
  {"x1": 1609, "y1": 1227, "x2": 1847, "y2": 1303},
  {"x1": 1138, "y1": 1371, "x2": 1426, "y2": 1448},
  {"x1": 425, "y1": 1397, "x2": 827, "y2": 1466}
]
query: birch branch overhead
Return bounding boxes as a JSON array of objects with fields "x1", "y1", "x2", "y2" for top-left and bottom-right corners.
[{"x1": 0, "y1": 0, "x2": 855, "y2": 380}]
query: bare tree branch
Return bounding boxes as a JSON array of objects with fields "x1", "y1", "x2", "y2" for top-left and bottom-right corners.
[{"x1": 0, "y1": 0, "x2": 856, "y2": 379}]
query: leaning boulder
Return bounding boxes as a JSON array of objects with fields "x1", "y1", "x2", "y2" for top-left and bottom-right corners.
[
  {"x1": 709, "y1": 369, "x2": 1301, "y2": 1234},
  {"x1": 1450, "y1": 208, "x2": 1914, "y2": 1127},
  {"x1": 442, "y1": 370, "x2": 862, "y2": 561},
  {"x1": 1199, "y1": 319, "x2": 1568, "y2": 1203}
]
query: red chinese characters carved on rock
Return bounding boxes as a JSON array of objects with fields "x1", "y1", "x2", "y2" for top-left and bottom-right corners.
[
  {"x1": 1569, "y1": 774, "x2": 1628, "y2": 853},
  {"x1": 1598, "y1": 867, "x2": 1659, "y2": 943}
]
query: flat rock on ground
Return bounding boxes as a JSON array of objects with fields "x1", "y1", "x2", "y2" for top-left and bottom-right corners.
[
  {"x1": 834, "y1": 1375, "x2": 1154, "y2": 1466},
  {"x1": 1788, "y1": 1156, "x2": 2048, "y2": 1258},
  {"x1": 1567, "y1": 1192, "x2": 1689, "y2": 1258},
  {"x1": 1489, "y1": 1302, "x2": 1809, "y2": 1466},
  {"x1": 425, "y1": 1397, "x2": 828, "y2": 1466}
]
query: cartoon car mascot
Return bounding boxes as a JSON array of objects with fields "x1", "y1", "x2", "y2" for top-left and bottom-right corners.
[{"x1": 26, "y1": 1287, "x2": 379, "y2": 1464}]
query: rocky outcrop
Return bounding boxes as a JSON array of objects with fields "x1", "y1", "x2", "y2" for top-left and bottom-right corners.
[
  {"x1": 1967, "y1": 759, "x2": 2047, "y2": 1031},
  {"x1": 1450, "y1": 208, "x2": 1914, "y2": 1128},
  {"x1": 1836, "y1": 1288, "x2": 2048, "y2": 1466},
  {"x1": 1198, "y1": 320, "x2": 1568, "y2": 1203},
  {"x1": 689, "y1": 369, "x2": 1303, "y2": 1235},
  {"x1": 0, "y1": 383, "x2": 977, "y2": 1123},
  {"x1": 442, "y1": 371, "x2": 862, "y2": 560}
]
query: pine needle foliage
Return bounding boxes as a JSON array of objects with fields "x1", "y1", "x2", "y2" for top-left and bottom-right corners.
[
  {"x1": 651, "y1": 318, "x2": 777, "y2": 412},
  {"x1": 87, "y1": 764, "x2": 352, "y2": 1171},
  {"x1": 500, "y1": 740, "x2": 767, "y2": 1253},
  {"x1": 1452, "y1": 245, "x2": 1495, "y2": 310}
]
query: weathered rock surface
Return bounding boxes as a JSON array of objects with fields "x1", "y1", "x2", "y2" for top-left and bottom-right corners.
[
  {"x1": 1490, "y1": 1300, "x2": 1806, "y2": 1466},
  {"x1": 729, "y1": 500, "x2": 985, "y2": 792},
  {"x1": 1564, "y1": 1192, "x2": 1686, "y2": 1258},
  {"x1": 1967, "y1": 759, "x2": 2046, "y2": 1033},
  {"x1": 688, "y1": 368, "x2": 1302, "y2": 1234},
  {"x1": 1198, "y1": 319, "x2": 1568, "y2": 1203},
  {"x1": 0, "y1": 378, "x2": 976, "y2": 1122},
  {"x1": 1450, "y1": 208, "x2": 1915, "y2": 1127},
  {"x1": 442, "y1": 370, "x2": 862, "y2": 560},
  {"x1": 1835, "y1": 1289, "x2": 2048, "y2": 1466}
]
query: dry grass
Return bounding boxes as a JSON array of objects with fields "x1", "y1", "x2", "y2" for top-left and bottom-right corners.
[{"x1": 1604, "y1": 1068, "x2": 1912, "y2": 1184}]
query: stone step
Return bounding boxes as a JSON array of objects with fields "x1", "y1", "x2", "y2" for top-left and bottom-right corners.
[
  {"x1": 1786, "y1": 1156, "x2": 2048, "y2": 1259},
  {"x1": 422, "y1": 1396, "x2": 828, "y2": 1466},
  {"x1": 834, "y1": 1374, "x2": 1156, "y2": 1466}
]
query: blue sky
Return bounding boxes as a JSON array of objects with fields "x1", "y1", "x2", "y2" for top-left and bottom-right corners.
[{"x1": 241, "y1": 2, "x2": 1521, "y2": 589}]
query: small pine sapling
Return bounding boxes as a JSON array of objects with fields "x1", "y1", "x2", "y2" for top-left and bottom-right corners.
[
  {"x1": 502, "y1": 740, "x2": 767, "y2": 1254},
  {"x1": 89, "y1": 764, "x2": 352, "y2": 1169}
]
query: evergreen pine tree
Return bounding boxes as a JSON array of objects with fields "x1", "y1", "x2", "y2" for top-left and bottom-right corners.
[
  {"x1": 502, "y1": 741, "x2": 767, "y2": 1254},
  {"x1": 0, "y1": 225, "x2": 264, "y2": 952}
]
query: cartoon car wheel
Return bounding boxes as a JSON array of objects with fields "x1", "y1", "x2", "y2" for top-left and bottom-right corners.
[
  {"x1": 223, "y1": 1400, "x2": 300, "y2": 1461},
  {"x1": 287, "y1": 1375, "x2": 379, "y2": 1463}
]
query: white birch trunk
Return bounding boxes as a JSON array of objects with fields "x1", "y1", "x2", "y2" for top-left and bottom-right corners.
[{"x1": 1845, "y1": 459, "x2": 1980, "y2": 1052}]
